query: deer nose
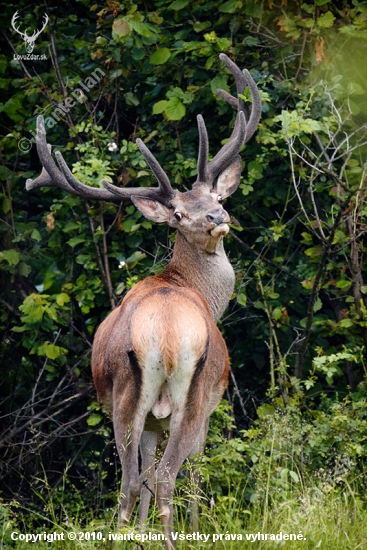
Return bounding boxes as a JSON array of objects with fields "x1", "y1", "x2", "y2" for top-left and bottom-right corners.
[{"x1": 206, "y1": 208, "x2": 226, "y2": 225}]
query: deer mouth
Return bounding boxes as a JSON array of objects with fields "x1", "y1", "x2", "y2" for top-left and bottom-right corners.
[{"x1": 209, "y1": 223, "x2": 229, "y2": 238}]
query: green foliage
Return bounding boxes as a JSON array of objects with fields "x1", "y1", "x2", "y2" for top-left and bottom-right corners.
[{"x1": 199, "y1": 393, "x2": 367, "y2": 506}]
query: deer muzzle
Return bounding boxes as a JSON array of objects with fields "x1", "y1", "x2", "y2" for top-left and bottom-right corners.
[
  {"x1": 206, "y1": 208, "x2": 230, "y2": 237},
  {"x1": 206, "y1": 208, "x2": 227, "y2": 226}
]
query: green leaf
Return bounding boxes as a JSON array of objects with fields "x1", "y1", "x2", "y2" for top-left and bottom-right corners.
[
  {"x1": 112, "y1": 18, "x2": 130, "y2": 37},
  {"x1": 76, "y1": 254, "x2": 91, "y2": 265},
  {"x1": 313, "y1": 297, "x2": 322, "y2": 312},
  {"x1": 301, "y1": 232, "x2": 313, "y2": 244},
  {"x1": 129, "y1": 20, "x2": 153, "y2": 37},
  {"x1": 116, "y1": 282, "x2": 126, "y2": 296},
  {"x1": 31, "y1": 229, "x2": 42, "y2": 242},
  {"x1": 248, "y1": 160, "x2": 263, "y2": 180},
  {"x1": 122, "y1": 219, "x2": 136, "y2": 232},
  {"x1": 96, "y1": 36, "x2": 108, "y2": 46},
  {"x1": 168, "y1": 0, "x2": 189, "y2": 9},
  {"x1": 19, "y1": 262, "x2": 31, "y2": 277},
  {"x1": 150, "y1": 48, "x2": 171, "y2": 65},
  {"x1": 125, "y1": 250, "x2": 146, "y2": 268},
  {"x1": 62, "y1": 221, "x2": 80, "y2": 233},
  {"x1": 304, "y1": 379, "x2": 315, "y2": 390},
  {"x1": 165, "y1": 97, "x2": 186, "y2": 121},
  {"x1": 237, "y1": 293, "x2": 247, "y2": 307},
  {"x1": 153, "y1": 100, "x2": 168, "y2": 115},
  {"x1": 2, "y1": 197, "x2": 11, "y2": 214},
  {"x1": 205, "y1": 55, "x2": 216, "y2": 70},
  {"x1": 257, "y1": 404, "x2": 275, "y2": 418},
  {"x1": 0, "y1": 249, "x2": 20, "y2": 266},
  {"x1": 317, "y1": 11, "x2": 336, "y2": 28},
  {"x1": 314, "y1": 0, "x2": 330, "y2": 4},
  {"x1": 211, "y1": 74, "x2": 229, "y2": 96},
  {"x1": 301, "y1": 277, "x2": 315, "y2": 290},
  {"x1": 336, "y1": 279, "x2": 352, "y2": 289},
  {"x1": 304, "y1": 246, "x2": 323, "y2": 257},
  {"x1": 38, "y1": 341, "x2": 67, "y2": 360},
  {"x1": 289, "y1": 470, "x2": 300, "y2": 483},
  {"x1": 87, "y1": 413, "x2": 102, "y2": 426},
  {"x1": 216, "y1": 37, "x2": 231, "y2": 50},
  {"x1": 67, "y1": 236, "x2": 86, "y2": 248},
  {"x1": 12, "y1": 325, "x2": 27, "y2": 333},
  {"x1": 132, "y1": 47, "x2": 145, "y2": 61},
  {"x1": 20, "y1": 294, "x2": 45, "y2": 321},
  {"x1": 110, "y1": 69, "x2": 123, "y2": 80},
  {"x1": 339, "y1": 318, "x2": 353, "y2": 328},
  {"x1": 193, "y1": 21, "x2": 211, "y2": 33},
  {"x1": 3, "y1": 94, "x2": 26, "y2": 122},
  {"x1": 272, "y1": 307, "x2": 283, "y2": 320},
  {"x1": 55, "y1": 293, "x2": 70, "y2": 306},
  {"x1": 219, "y1": 0, "x2": 238, "y2": 13},
  {"x1": 125, "y1": 92, "x2": 140, "y2": 106}
]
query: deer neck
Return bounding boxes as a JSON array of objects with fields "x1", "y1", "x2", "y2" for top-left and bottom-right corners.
[{"x1": 161, "y1": 231, "x2": 235, "y2": 323}]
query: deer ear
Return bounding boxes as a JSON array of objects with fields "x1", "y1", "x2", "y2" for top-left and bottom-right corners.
[
  {"x1": 215, "y1": 156, "x2": 242, "y2": 198},
  {"x1": 131, "y1": 197, "x2": 171, "y2": 223}
]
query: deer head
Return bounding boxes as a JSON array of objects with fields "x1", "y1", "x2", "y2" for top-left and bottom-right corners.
[
  {"x1": 27, "y1": 54, "x2": 261, "y2": 255},
  {"x1": 11, "y1": 11, "x2": 48, "y2": 54}
]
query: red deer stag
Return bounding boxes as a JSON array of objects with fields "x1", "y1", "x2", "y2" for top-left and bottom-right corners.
[{"x1": 26, "y1": 54, "x2": 261, "y2": 548}]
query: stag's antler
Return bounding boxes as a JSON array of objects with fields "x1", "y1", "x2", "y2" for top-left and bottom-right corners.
[
  {"x1": 26, "y1": 54, "x2": 261, "y2": 203},
  {"x1": 26, "y1": 117, "x2": 176, "y2": 205},
  {"x1": 195, "y1": 53, "x2": 262, "y2": 186}
]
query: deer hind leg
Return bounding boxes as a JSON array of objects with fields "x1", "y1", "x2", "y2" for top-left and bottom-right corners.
[
  {"x1": 138, "y1": 430, "x2": 157, "y2": 527},
  {"x1": 113, "y1": 351, "x2": 164, "y2": 527},
  {"x1": 155, "y1": 406, "x2": 207, "y2": 549},
  {"x1": 113, "y1": 395, "x2": 144, "y2": 526}
]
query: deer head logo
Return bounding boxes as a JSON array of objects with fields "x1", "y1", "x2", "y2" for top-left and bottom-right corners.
[{"x1": 11, "y1": 11, "x2": 48, "y2": 54}]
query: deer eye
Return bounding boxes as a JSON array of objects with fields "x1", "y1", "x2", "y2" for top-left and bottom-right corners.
[
  {"x1": 217, "y1": 195, "x2": 223, "y2": 204},
  {"x1": 174, "y1": 211, "x2": 182, "y2": 221}
]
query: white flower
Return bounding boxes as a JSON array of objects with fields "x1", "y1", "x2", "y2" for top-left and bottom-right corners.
[
  {"x1": 108, "y1": 142, "x2": 118, "y2": 152},
  {"x1": 118, "y1": 261, "x2": 126, "y2": 269}
]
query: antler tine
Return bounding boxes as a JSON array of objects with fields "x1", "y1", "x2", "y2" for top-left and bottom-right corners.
[
  {"x1": 216, "y1": 63, "x2": 261, "y2": 143},
  {"x1": 196, "y1": 115, "x2": 209, "y2": 184},
  {"x1": 26, "y1": 116, "x2": 122, "y2": 200},
  {"x1": 54, "y1": 150, "x2": 129, "y2": 200},
  {"x1": 218, "y1": 53, "x2": 247, "y2": 116},
  {"x1": 241, "y1": 69, "x2": 262, "y2": 141},
  {"x1": 136, "y1": 139, "x2": 175, "y2": 203},
  {"x1": 25, "y1": 143, "x2": 69, "y2": 191},
  {"x1": 206, "y1": 110, "x2": 247, "y2": 182},
  {"x1": 201, "y1": 54, "x2": 261, "y2": 184},
  {"x1": 26, "y1": 116, "x2": 77, "y2": 194}
]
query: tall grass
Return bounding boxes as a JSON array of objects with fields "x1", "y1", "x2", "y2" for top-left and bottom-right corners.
[
  {"x1": 2, "y1": 480, "x2": 367, "y2": 549},
  {"x1": 2, "y1": 403, "x2": 367, "y2": 549}
]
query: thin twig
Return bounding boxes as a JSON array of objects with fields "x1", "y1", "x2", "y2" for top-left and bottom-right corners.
[{"x1": 229, "y1": 367, "x2": 248, "y2": 418}]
